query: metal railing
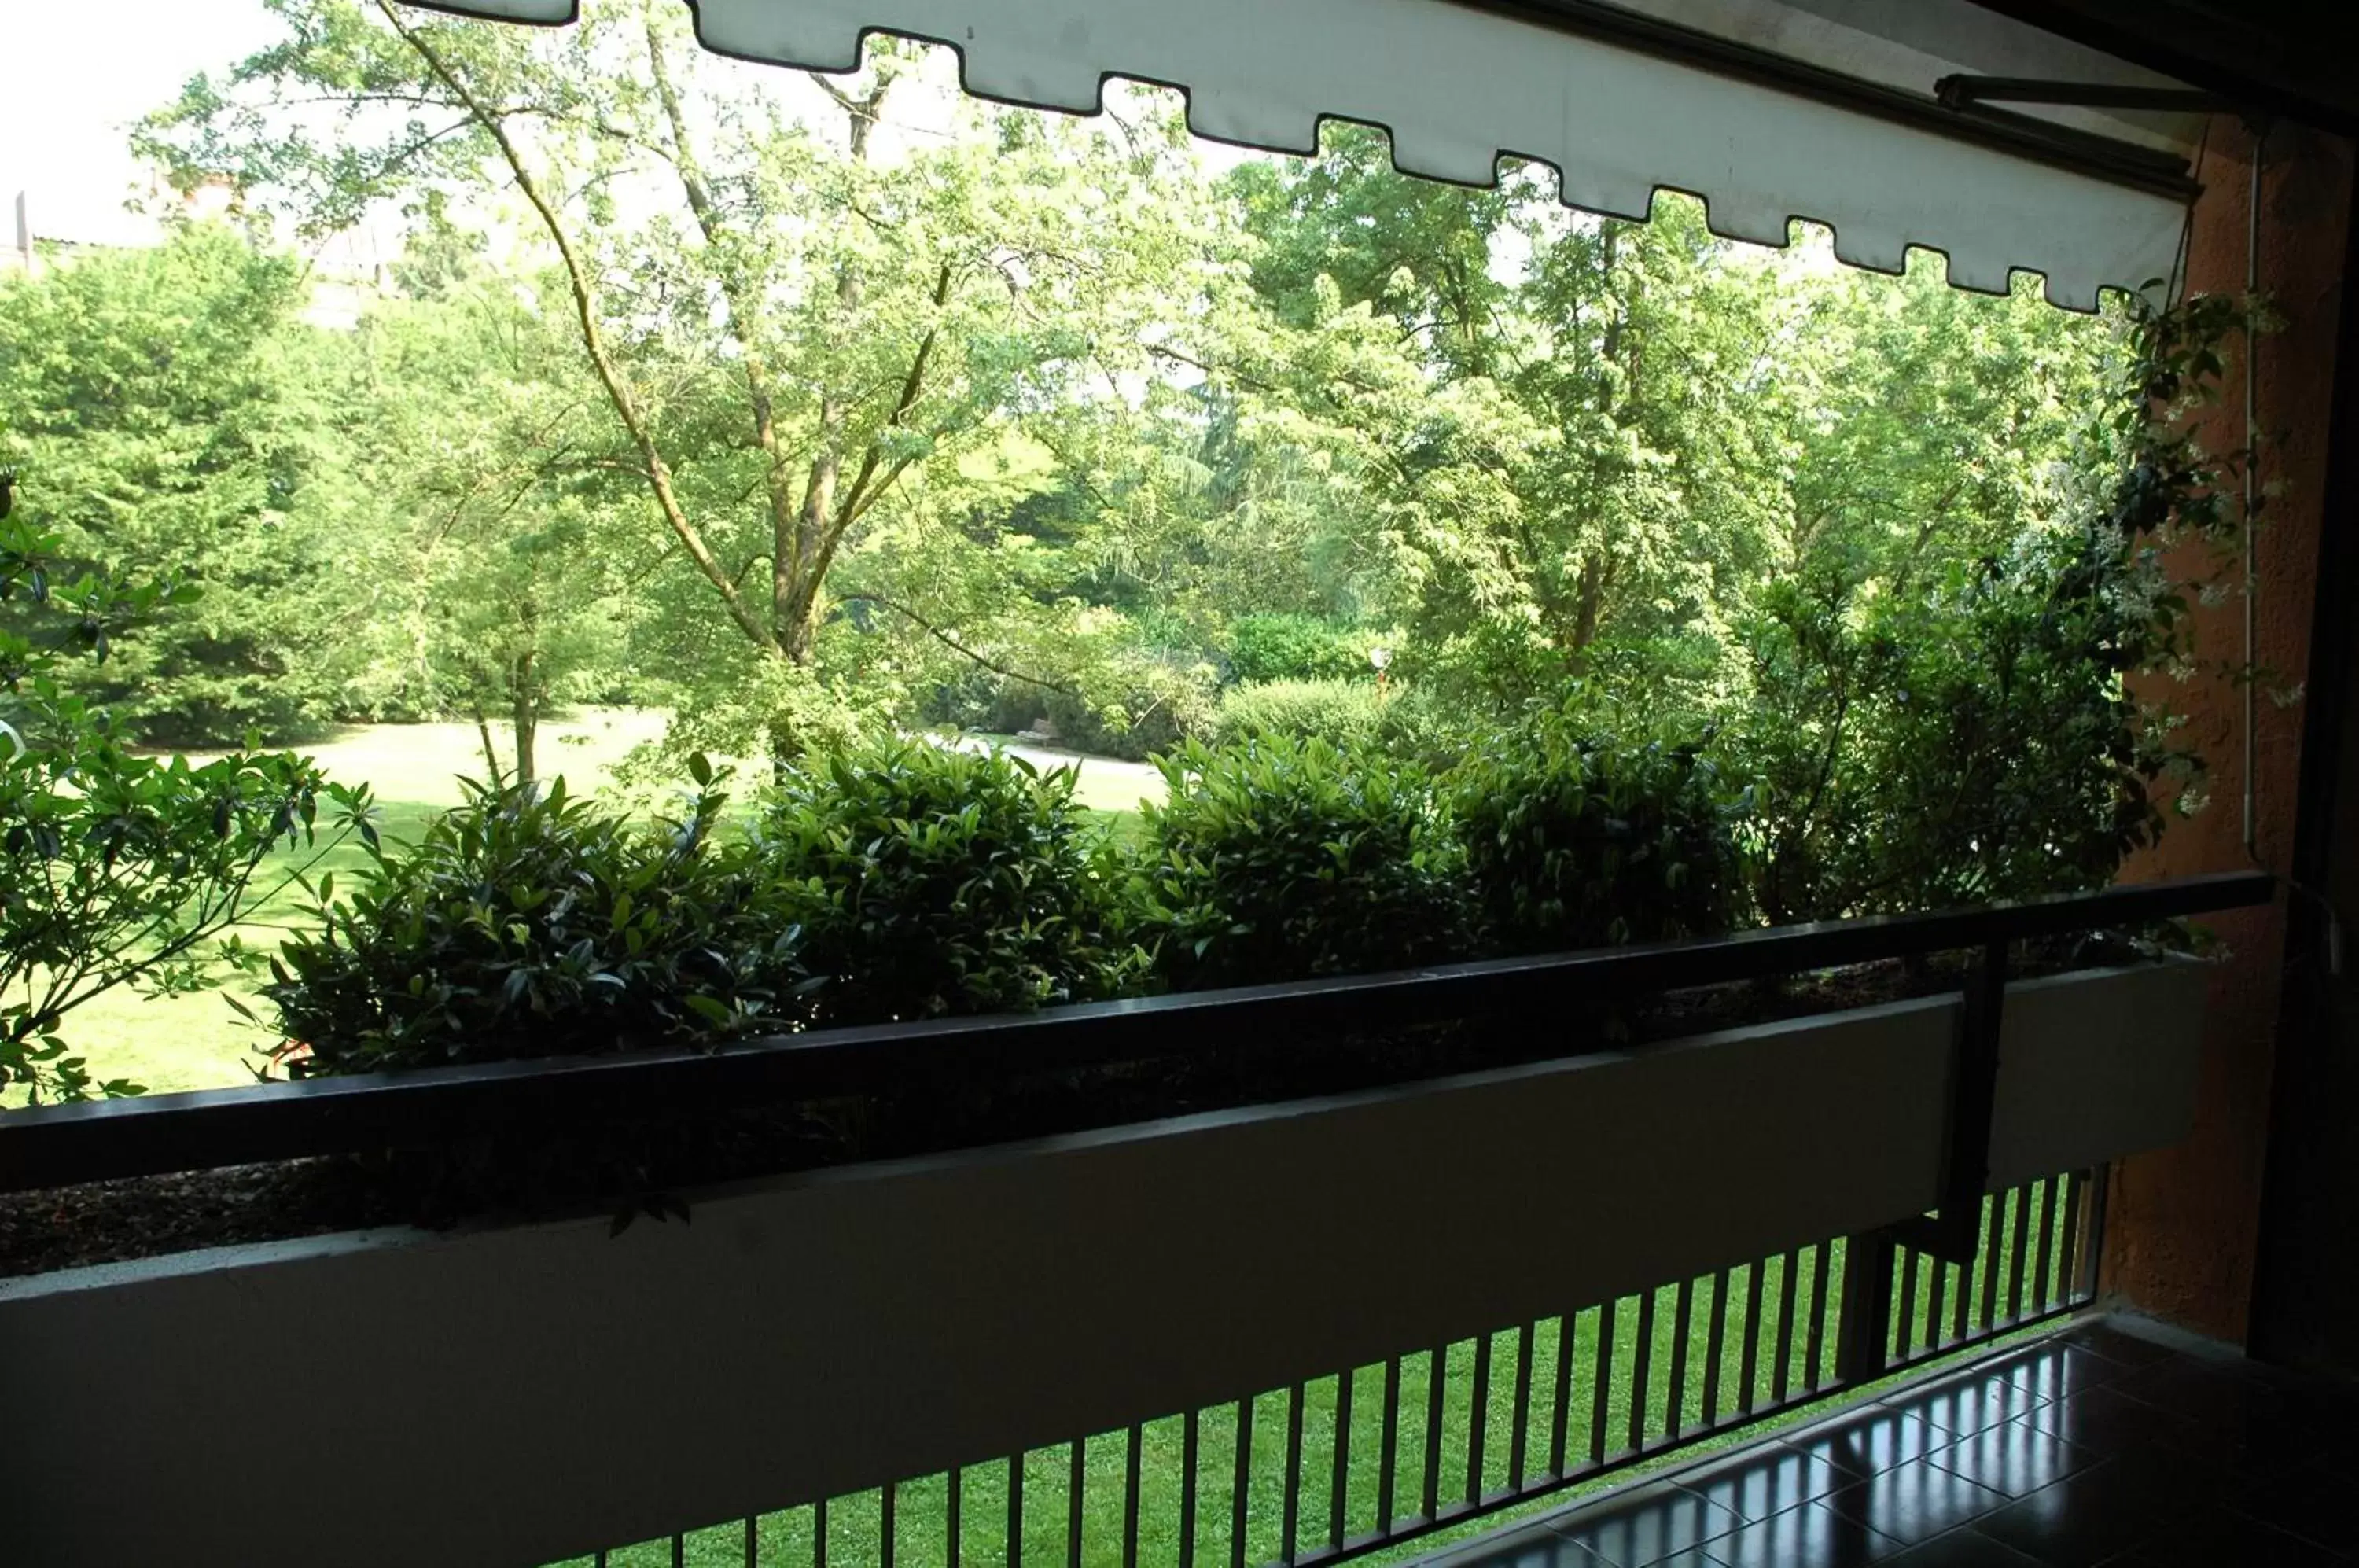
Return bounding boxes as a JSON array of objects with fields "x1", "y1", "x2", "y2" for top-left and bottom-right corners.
[
  {"x1": 0, "y1": 870, "x2": 2272, "y2": 1193},
  {"x1": 565, "y1": 1167, "x2": 2100, "y2": 1568},
  {"x1": 0, "y1": 870, "x2": 2268, "y2": 1568}
]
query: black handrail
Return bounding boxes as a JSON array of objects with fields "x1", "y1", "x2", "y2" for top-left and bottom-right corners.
[{"x1": 0, "y1": 870, "x2": 2273, "y2": 1193}]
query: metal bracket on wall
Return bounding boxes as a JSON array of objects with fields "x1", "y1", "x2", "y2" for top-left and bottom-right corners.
[{"x1": 1934, "y1": 75, "x2": 2231, "y2": 114}]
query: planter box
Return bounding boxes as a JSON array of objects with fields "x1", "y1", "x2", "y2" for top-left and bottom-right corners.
[{"x1": 0, "y1": 960, "x2": 2206, "y2": 1568}]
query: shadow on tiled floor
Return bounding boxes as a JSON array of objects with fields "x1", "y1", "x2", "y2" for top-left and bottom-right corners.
[{"x1": 1426, "y1": 1317, "x2": 2359, "y2": 1568}]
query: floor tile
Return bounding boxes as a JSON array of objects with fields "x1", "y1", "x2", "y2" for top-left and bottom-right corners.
[
  {"x1": 1677, "y1": 1448, "x2": 1854, "y2": 1524},
  {"x1": 1882, "y1": 1370, "x2": 2052, "y2": 1438},
  {"x1": 1924, "y1": 1416, "x2": 2105, "y2": 1497},
  {"x1": 2107, "y1": 1362, "x2": 2330, "y2": 1482},
  {"x1": 1701, "y1": 1500, "x2": 1912, "y2": 1566},
  {"x1": 1879, "y1": 1529, "x2": 2048, "y2": 1567},
  {"x1": 2231, "y1": 1460, "x2": 2359, "y2": 1557},
  {"x1": 1787, "y1": 1411, "x2": 1946, "y2": 1484},
  {"x1": 1553, "y1": 1486, "x2": 1746, "y2": 1566},
  {"x1": 2054, "y1": 1323, "x2": 2183, "y2": 1372},
  {"x1": 2095, "y1": 1507, "x2": 2350, "y2": 1567},
  {"x1": 1415, "y1": 1319, "x2": 2354, "y2": 1568},
  {"x1": 1969, "y1": 1451, "x2": 2208, "y2": 1568},
  {"x1": 1435, "y1": 1524, "x2": 1613, "y2": 1568},
  {"x1": 1976, "y1": 1344, "x2": 2137, "y2": 1405},
  {"x1": 1820, "y1": 1460, "x2": 2012, "y2": 1548},
  {"x1": 2018, "y1": 1386, "x2": 2199, "y2": 1460},
  {"x1": 2103, "y1": 1359, "x2": 2295, "y2": 1431}
]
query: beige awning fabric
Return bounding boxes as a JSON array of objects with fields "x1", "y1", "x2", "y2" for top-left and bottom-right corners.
[{"x1": 421, "y1": 0, "x2": 2200, "y2": 309}]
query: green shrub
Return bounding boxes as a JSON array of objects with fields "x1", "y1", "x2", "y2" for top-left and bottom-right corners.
[
  {"x1": 977, "y1": 673, "x2": 1213, "y2": 763},
  {"x1": 760, "y1": 742, "x2": 1139, "y2": 1024},
  {"x1": 1454, "y1": 720, "x2": 1744, "y2": 952},
  {"x1": 1140, "y1": 736, "x2": 1472, "y2": 989},
  {"x1": 1224, "y1": 615, "x2": 1372, "y2": 685},
  {"x1": 1209, "y1": 678, "x2": 1388, "y2": 751},
  {"x1": 267, "y1": 766, "x2": 806, "y2": 1073}
]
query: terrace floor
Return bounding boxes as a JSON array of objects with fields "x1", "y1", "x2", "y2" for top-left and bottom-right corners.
[{"x1": 1428, "y1": 1316, "x2": 2359, "y2": 1568}]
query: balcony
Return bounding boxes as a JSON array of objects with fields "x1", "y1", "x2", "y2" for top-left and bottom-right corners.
[
  {"x1": 1428, "y1": 1316, "x2": 2359, "y2": 1566},
  {"x1": 0, "y1": 872, "x2": 2309, "y2": 1568}
]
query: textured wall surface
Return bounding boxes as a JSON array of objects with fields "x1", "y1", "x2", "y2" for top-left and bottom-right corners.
[{"x1": 2107, "y1": 120, "x2": 2354, "y2": 1344}]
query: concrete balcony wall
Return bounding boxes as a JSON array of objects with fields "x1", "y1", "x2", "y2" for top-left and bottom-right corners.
[{"x1": 0, "y1": 961, "x2": 2204, "y2": 1568}]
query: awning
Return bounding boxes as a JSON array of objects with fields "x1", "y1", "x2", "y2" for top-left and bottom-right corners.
[{"x1": 421, "y1": 0, "x2": 2204, "y2": 310}]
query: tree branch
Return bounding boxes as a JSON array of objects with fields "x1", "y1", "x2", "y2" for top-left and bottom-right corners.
[
  {"x1": 840, "y1": 595, "x2": 1077, "y2": 694},
  {"x1": 377, "y1": 1, "x2": 778, "y2": 655}
]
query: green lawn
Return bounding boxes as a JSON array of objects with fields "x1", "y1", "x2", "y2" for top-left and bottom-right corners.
[
  {"x1": 16, "y1": 711, "x2": 1152, "y2": 1099},
  {"x1": 13, "y1": 709, "x2": 664, "y2": 1099},
  {"x1": 561, "y1": 1183, "x2": 2083, "y2": 1568},
  {"x1": 24, "y1": 797, "x2": 444, "y2": 1099}
]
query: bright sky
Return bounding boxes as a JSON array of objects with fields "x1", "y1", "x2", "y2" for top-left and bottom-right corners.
[
  {"x1": 0, "y1": 0, "x2": 285, "y2": 248},
  {"x1": 0, "y1": 0, "x2": 1265, "y2": 258}
]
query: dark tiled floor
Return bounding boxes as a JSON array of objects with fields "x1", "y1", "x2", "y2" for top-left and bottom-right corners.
[{"x1": 1429, "y1": 1317, "x2": 2359, "y2": 1568}]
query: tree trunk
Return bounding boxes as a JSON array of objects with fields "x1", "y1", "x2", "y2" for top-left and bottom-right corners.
[
  {"x1": 473, "y1": 705, "x2": 505, "y2": 785},
  {"x1": 778, "y1": 81, "x2": 885, "y2": 668},
  {"x1": 1572, "y1": 552, "x2": 1606, "y2": 650},
  {"x1": 510, "y1": 648, "x2": 539, "y2": 786}
]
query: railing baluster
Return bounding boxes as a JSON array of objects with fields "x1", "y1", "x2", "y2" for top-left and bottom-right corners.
[
  {"x1": 1895, "y1": 1245, "x2": 1920, "y2": 1363},
  {"x1": 1588, "y1": 1300, "x2": 1616, "y2": 1467},
  {"x1": 1466, "y1": 1334, "x2": 1491, "y2": 1504},
  {"x1": 814, "y1": 1499, "x2": 828, "y2": 1568},
  {"x1": 2079, "y1": 1164, "x2": 2111, "y2": 1300},
  {"x1": 1180, "y1": 1411, "x2": 1201, "y2": 1568},
  {"x1": 2033, "y1": 1176, "x2": 2062, "y2": 1313},
  {"x1": 1978, "y1": 1191, "x2": 2005, "y2": 1331},
  {"x1": 1378, "y1": 1359, "x2": 1401, "y2": 1531},
  {"x1": 1923, "y1": 1250, "x2": 1949, "y2": 1357},
  {"x1": 671, "y1": 1535, "x2": 685, "y2": 1568},
  {"x1": 1701, "y1": 1271, "x2": 1728, "y2": 1423},
  {"x1": 1546, "y1": 1316, "x2": 1573, "y2": 1478},
  {"x1": 882, "y1": 1484, "x2": 897, "y2": 1568},
  {"x1": 1508, "y1": 1324, "x2": 1535, "y2": 1485},
  {"x1": 1805, "y1": 1244, "x2": 1833, "y2": 1389},
  {"x1": 2005, "y1": 1183, "x2": 2033, "y2": 1325},
  {"x1": 1664, "y1": 1279, "x2": 1694, "y2": 1439},
  {"x1": 1282, "y1": 1388, "x2": 1305, "y2": 1564},
  {"x1": 1626, "y1": 1290, "x2": 1655, "y2": 1453},
  {"x1": 1951, "y1": 1230, "x2": 1972, "y2": 1344},
  {"x1": 1737, "y1": 1263, "x2": 1765, "y2": 1415},
  {"x1": 1330, "y1": 1371, "x2": 1353, "y2": 1550},
  {"x1": 2009, "y1": 1181, "x2": 2037, "y2": 1321},
  {"x1": 1772, "y1": 1250, "x2": 1800, "y2": 1401},
  {"x1": 1066, "y1": 1442, "x2": 1084, "y2": 1568},
  {"x1": 2054, "y1": 1169, "x2": 2084, "y2": 1307},
  {"x1": 1812, "y1": 1245, "x2": 1831, "y2": 1386},
  {"x1": 1231, "y1": 1400, "x2": 1252, "y2": 1568},
  {"x1": 1009, "y1": 1452, "x2": 1025, "y2": 1568},
  {"x1": 1421, "y1": 1346, "x2": 1446, "y2": 1522},
  {"x1": 1123, "y1": 1424, "x2": 1143, "y2": 1568},
  {"x1": 948, "y1": 1468, "x2": 961, "y2": 1568}
]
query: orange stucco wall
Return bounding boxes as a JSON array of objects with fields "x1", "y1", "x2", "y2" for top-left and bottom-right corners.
[{"x1": 2103, "y1": 120, "x2": 2353, "y2": 1342}]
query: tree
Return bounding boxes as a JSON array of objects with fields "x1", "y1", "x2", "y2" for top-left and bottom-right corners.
[
  {"x1": 1224, "y1": 135, "x2": 1794, "y2": 708},
  {"x1": 1, "y1": 440, "x2": 370, "y2": 1104},
  {"x1": 147, "y1": 0, "x2": 1216, "y2": 756},
  {"x1": 337, "y1": 280, "x2": 639, "y2": 782},
  {"x1": 0, "y1": 222, "x2": 360, "y2": 742}
]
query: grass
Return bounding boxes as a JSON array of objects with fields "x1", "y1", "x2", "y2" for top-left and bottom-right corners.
[
  {"x1": 12, "y1": 709, "x2": 661, "y2": 1100},
  {"x1": 24, "y1": 798, "x2": 444, "y2": 1099},
  {"x1": 554, "y1": 1180, "x2": 2087, "y2": 1568},
  {"x1": 14, "y1": 709, "x2": 1153, "y2": 1098}
]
